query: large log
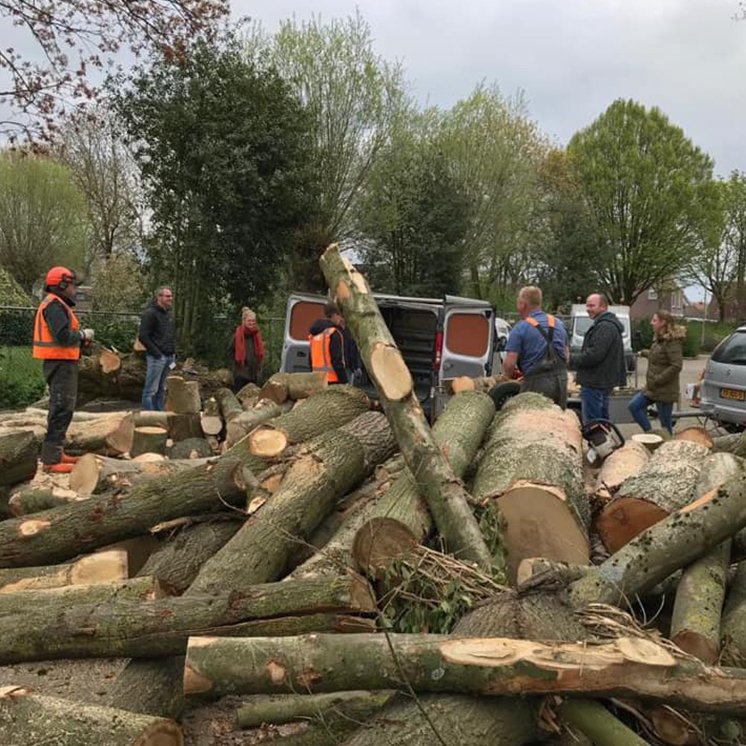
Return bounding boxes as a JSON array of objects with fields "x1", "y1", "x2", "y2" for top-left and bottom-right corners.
[
  {"x1": 199, "y1": 397, "x2": 223, "y2": 437},
  {"x1": 721, "y1": 562, "x2": 746, "y2": 666},
  {"x1": 225, "y1": 399, "x2": 293, "y2": 447},
  {"x1": 130, "y1": 426, "x2": 168, "y2": 457},
  {"x1": 189, "y1": 412, "x2": 396, "y2": 594},
  {"x1": 76, "y1": 350, "x2": 148, "y2": 404},
  {"x1": 65, "y1": 412, "x2": 135, "y2": 455},
  {"x1": 247, "y1": 385, "x2": 370, "y2": 458},
  {"x1": 0, "y1": 574, "x2": 375, "y2": 664},
  {"x1": 70, "y1": 452, "x2": 209, "y2": 495},
  {"x1": 214, "y1": 386, "x2": 244, "y2": 422},
  {"x1": 0, "y1": 686, "x2": 183, "y2": 746},
  {"x1": 259, "y1": 372, "x2": 328, "y2": 404},
  {"x1": 558, "y1": 699, "x2": 648, "y2": 746},
  {"x1": 182, "y1": 632, "x2": 746, "y2": 714},
  {"x1": 169, "y1": 437, "x2": 213, "y2": 460},
  {"x1": 0, "y1": 549, "x2": 128, "y2": 592},
  {"x1": 320, "y1": 244, "x2": 491, "y2": 568},
  {"x1": 0, "y1": 430, "x2": 38, "y2": 486},
  {"x1": 595, "y1": 438, "x2": 650, "y2": 500},
  {"x1": 165, "y1": 376, "x2": 201, "y2": 414},
  {"x1": 8, "y1": 485, "x2": 82, "y2": 516},
  {"x1": 595, "y1": 439, "x2": 711, "y2": 552},
  {"x1": 352, "y1": 391, "x2": 495, "y2": 578},
  {"x1": 471, "y1": 392, "x2": 589, "y2": 579}
]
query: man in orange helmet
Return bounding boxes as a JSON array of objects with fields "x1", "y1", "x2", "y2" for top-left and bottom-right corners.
[{"x1": 32, "y1": 266, "x2": 95, "y2": 473}]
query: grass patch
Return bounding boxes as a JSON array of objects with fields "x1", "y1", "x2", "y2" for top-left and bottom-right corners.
[{"x1": 0, "y1": 347, "x2": 46, "y2": 409}]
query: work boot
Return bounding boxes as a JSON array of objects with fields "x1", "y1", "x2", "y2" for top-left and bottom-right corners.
[
  {"x1": 42, "y1": 462, "x2": 74, "y2": 474},
  {"x1": 59, "y1": 452, "x2": 79, "y2": 465}
]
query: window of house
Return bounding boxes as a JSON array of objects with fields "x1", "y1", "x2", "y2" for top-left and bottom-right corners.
[{"x1": 648, "y1": 288, "x2": 658, "y2": 301}]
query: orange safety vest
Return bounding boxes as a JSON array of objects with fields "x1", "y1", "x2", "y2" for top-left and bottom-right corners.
[
  {"x1": 309, "y1": 327, "x2": 342, "y2": 383},
  {"x1": 32, "y1": 293, "x2": 81, "y2": 361},
  {"x1": 525, "y1": 314, "x2": 556, "y2": 332}
]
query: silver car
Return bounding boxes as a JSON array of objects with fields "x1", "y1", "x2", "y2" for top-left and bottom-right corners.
[{"x1": 700, "y1": 326, "x2": 746, "y2": 430}]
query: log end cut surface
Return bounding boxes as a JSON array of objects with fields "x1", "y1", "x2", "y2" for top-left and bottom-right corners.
[
  {"x1": 672, "y1": 630, "x2": 719, "y2": 665},
  {"x1": 596, "y1": 497, "x2": 669, "y2": 553},
  {"x1": 248, "y1": 427, "x2": 288, "y2": 458},
  {"x1": 352, "y1": 517, "x2": 419, "y2": 577}
]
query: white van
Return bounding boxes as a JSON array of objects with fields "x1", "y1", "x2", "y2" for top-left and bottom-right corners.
[
  {"x1": 569, "y1": 304, "x2": 636, "y2": 372},
  {"x1": 280, "y1": 292, "x2": 497, "y2": 418}
]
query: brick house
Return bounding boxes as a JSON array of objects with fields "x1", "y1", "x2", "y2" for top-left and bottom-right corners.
[{"x1": 630, "y1": 285, "x2": 686, "y2": 321}]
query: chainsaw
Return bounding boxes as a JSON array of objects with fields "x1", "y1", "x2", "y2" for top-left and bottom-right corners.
[{"x1": 581, "y1": 419, "x2": 625, "y2": 465}]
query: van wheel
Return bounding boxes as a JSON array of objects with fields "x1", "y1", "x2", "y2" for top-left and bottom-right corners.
[{"x1": 488, "y1": 381, "x2": 521, "y2": 411}]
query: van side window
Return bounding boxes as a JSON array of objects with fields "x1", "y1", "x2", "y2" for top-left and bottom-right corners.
[{"x1": 445, "y1": 314, "x2": 490, "y2": 357}]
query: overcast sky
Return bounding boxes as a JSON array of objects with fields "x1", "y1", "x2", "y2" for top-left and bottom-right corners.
[{"x1": 237, "y1": 0, "x2": 746, "y2": 178}]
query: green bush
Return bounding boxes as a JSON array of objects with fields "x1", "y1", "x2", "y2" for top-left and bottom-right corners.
[
  {"x1": 632, "y1": 318, "x2": 653, "y2": 351},
  {"x1": 683, "y1": 323, "x2": 701, "y2": 358},
  {"x1": 0, "y1": 347, "x2": 46, "y2": 409}
]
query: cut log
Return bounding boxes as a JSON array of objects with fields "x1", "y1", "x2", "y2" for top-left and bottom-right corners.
[
  {"x1": 130, "y1": 426, "x2": 168, "y2": 457},
  {"x1": 8, "y1": 486, "x2": 82, "y2": 516},
  {"x1": 189, "y1": 412, "x2": 396, "y2": 594},
  {"x1": 200, "y1": 397, "x2": 222, "y2": 436},
  {"x1": 670, "y1": 540, "x2": 731, "y2": 664},
  {"x1": 471, "y1": 392, "x2": 589, "y2": 579},
  {"x1": 630, "y1": 432, "x2": 664, "y2": 452},
  {"x1": 0, "y1": 431, "x2": 38, "y2": 487},
  {"x1": 0, "y1": 687, "x2": 183, "y2": 746},
  {"x1": 235, "y1": 382, "x2": 261, "y2": 406},
  {"x1": 721, "y1": 562, "x2": 746, "y2": 666},
  {"x1": 320, "y1": 245, "x2": 491, "y2": 568},
  {"x1": 98, "y1": 347, "x2": 122, "y2": 374},
  {"x1": 675, "y1": 425, "x2": 714, "y2": 449},
  {"x1": 445, "y1": 375, "x2": 501, "y2": 395},
  {"x1": 169, "y1": 437, "x2": 213, "y2": 460},
  {"x1": 134, "y1": 411, "x2": 170, "y2": 428},
  {"x1": 137, "y1": 518, "x2": 242, "y2": 593},
  {"x1": 65, "y1": 412, "x2": 135, "y2": 456},
  {"x1": 595, "y1": 439, "x2": 650, "y2": 499},
  {"x1": 714, "y1": 431, "x2": 746, "y2": 457},
  {"x1": 225, "y1": 399, "x2": 293, "y2": 447},
  {"x1": 166, "y1": 376, "x2": 201, "y2": 414},
  {"x1": 0, "y1": 574, "x2": 375, "y2": 663},
  {"x1": 214, "y1": 386, "x2": 243, "y2": 422},
  {"x1": 182, "y1": 632, "x2": 746, "y2": 714},
  {"x1": 259, "y1": 372, "x2": 328, "y2": 405},
  {"x1": 70, "y1": 453, "x2": 208, "y2": 495},
  {"x1": 352, "y1": 391, "x2": 495, "y2": 578},
  {"x1": 0, "y1": 549, "x2": 128, "y2": 592},
  {"x1": 559, "y1": 699, "x2": 649, "y2": 746},
  {"x1": 247, "y1": 385, "x2": 370, "y2": 458},
  {"x1": 595, "y1": 439, "x2": 711, "y2": 553},
  {"x1": 95, "y1": 535, "x2": 160, "y2": 576},
  {"x1": 77, "y1": 350, "x2": 148, "y2": 404},
  {"x1": 167, "y1": 412, "x2": 203, "y2": 442},
  {"x1": 516, "y1": 557, "x2": 593, "y2": 587}
]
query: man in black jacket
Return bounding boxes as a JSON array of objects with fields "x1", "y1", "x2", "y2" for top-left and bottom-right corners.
[
  {"x1": 138, "y1": 286, "x2": 175, "y2": 410},
  {"x1": 570, "y1": 293, "x2": 626, "y2": 422}
]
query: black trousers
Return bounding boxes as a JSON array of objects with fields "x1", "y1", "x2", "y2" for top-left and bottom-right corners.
[
  {"x1": 520, "y1": 365, "x2": 568, "y2": 409},
  {"x1": 41, "y1": 360, "x2": 79, "y2": 464}
]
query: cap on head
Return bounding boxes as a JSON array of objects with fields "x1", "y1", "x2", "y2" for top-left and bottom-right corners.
[
  {"x1": 45, "y1": 266, "x2": 76, "y2": 291},
  {"x1": 324, "y1": 301, "x2": 341, "y2": 318},
  {"x1": 242, "y1": 307, "x2": 257, "y2": 323}
]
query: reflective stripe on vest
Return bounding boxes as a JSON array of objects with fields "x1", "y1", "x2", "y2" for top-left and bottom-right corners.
[
  {"x1": 32, "y1": 294, "x2": 81, "y2": 360},
  {"x1": 309, "y1": 327, "x2": 341, "y2": 383},
  {"x1": 525, "y1": 314, "x2": 555, "y2": 331}
]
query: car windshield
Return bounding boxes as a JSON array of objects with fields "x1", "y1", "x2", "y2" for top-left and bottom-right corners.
[{"x1": 712, "y1": 331, "x2": 746, "y2": 365}]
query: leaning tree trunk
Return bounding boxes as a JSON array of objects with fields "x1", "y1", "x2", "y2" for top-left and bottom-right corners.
[
  {"x1": 471, "y1": 392, "x2": 589, "y2": 581},
  {"x1": 320, "y1": 244, "x2": 491, "y2": 569},
  {"x1": 595, "y1": 439, "x2": 711, "y2": 552},
  {"x1": 0, "y1": 687, "x2": 183, "y2": 746},
  {"x1": 0, "y1": 431, "x2": 39, "y2": 487},
  {"x1": 352, "y1": 391, "x2": 495, "y2": 578}
]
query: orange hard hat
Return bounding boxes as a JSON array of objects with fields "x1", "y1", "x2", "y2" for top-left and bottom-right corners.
[{"x1": 45, "y1": 266, "x2": 76, "y2": 290}]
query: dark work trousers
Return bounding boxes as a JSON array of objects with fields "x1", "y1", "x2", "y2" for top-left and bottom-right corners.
[
  {"x1": 41, "y1": 360, "x2": 79, "y2": 464},
  {"x1": 520, "y1": 364, "x2": 568, "y2": 409}
]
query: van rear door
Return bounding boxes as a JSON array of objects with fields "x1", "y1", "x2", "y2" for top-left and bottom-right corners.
[
  {"x1": 439, "y1": 296, "x2": 495, "y2": 381},
  {"x1": 280, "y1": 293, "x2": 327, "y2": 373}
]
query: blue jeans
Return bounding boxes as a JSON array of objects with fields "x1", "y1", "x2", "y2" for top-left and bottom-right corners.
[
  {"x1": 581, "y1": 387, "x2": 611, "y2": 423},
  {"x1": 141, "y1": 354, "x2": 174, "y2": 411},
  {"x1": 628, "y1": 392, "x2": 674, "y2": 434}
]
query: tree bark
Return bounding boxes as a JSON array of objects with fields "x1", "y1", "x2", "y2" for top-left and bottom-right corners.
[
  {"x1": 167, "y1": 412, "x2": 203, "y2": 442},
  {"x1": 721, "y1": 562, "x2": 746, "y2": 666},
  {"x1": 8, "y1": 486, "x2": 82, "y2": 516},
  {"x1": 165, "y1": 377, "x2": 201, "y2": 414},
  {"x1": 595, "y1": 440, "x2": 711, "y2": 553},
  {"x1": 259, "y1": 372, "x2": 328, "y2": 405},
  {"x1": 0, "y1": 431, "x2": 38, "y2": 487},
  {"x1": 225, "y1": 399, "x2": 293, "y2": 447},
  {"x1": 169, "y1": 437, "x2": 213, "y2": 460},
  {"x1": 215, "y1": 387, "x2": 243, "y2": 422},
  {"x1": 0, "y1": 687, "x2": 183, "y2": 746},
  {"x1": 320, "y1": 245, "x2": 491, "y2": 569},
  {"x1": 247, "y1": 385, "x2": 370, "y2": 458},
  {"x1": 65, "y1": 412, "x2": 135, "y2": 456},
  {"x1": 182, "y1": 632, "x2": 746, "y2": 714},
  {"x1": 130, "y1": 426, "x2": 168, "y2": 457},
  {"x1": 0, "y1": 574, "x2": 375, "y2": 664},
  {"x1": 471, "y1": 392, "x2": 589, "y2": 580},
  {"x1": 558, "y1": 699, "x2": 649, "y2": 746},
  {"x1": 595, "y1": 439, "x2": 650, "y2": 500},
  {"x1": 675, "y1": 426, "x2": 714, "y2": 449},
  {"x1": 0, "y1": 549, "x2": 128, "y2": 592},
  {"x1": 69, "y1": 452, "x2": 209, "y2": 495},
  {"x1": 189, "y1": 412, "x2": 396, "y2": 594},
  {"x1": 352, "y1": 391, "x2": 495, "y2": 578},
  {"x1": 713, "y1": 431, "x2": 746, "y2": 457}
]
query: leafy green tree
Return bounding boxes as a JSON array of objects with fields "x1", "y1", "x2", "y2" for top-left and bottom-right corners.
[
  {"x1": 357, "y1": 115, "x2": 470, "y2": 296},
  {"x1": 91, "y1": 253, "x2": 149, "y2": 312},
  {"x1": 0, "y1": 151, "x2": 89, "y2": 292},
  {"x1": 113, "y1": 36, "x2": 316, "y2": 356},
  {"x1": 246, "y1": 12, "x2": 407, "y2": 289},
  {"x1": 567, "y1": 99, "x2": 715, "y2": 304}
]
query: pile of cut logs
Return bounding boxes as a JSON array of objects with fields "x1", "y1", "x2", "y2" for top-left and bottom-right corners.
[{"x1": 1, "y1": 246, "x2": 746, "y2": 745}]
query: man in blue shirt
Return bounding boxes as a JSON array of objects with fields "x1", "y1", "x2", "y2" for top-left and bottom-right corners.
[{"x1": 502, "y1": 286, "x2": 569, "y2": 408}]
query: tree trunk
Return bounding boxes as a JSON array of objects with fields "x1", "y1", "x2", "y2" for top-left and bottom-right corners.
[
  {"x1": 165, "y1": 377, "x2": 201, "y2": 414},
  {"x1": 595, "y1": 439, "x2": 650, "y2": 500},
  {"x1": 713, "y1": 431, "x2": 746, "y2": 457},
  {"x1": 182, "y1": 632, "x2": 746, "y2": 714},
  {"x1": 0, "y1": 574, "x2": 375, "y2": 664},
  {"x1": 595, "y1": 440, "x2": 711, "y2": 553},
  {"x1": 65, "y1": 412, "x2": 135, "y2": 456},
  {"x1": 247, "y1": 385, "x2": 370, "y2": 458},
  {"x1": 320, "y1": 245, "x2": 491, "y2": 569},
  {"x1": 352, "y1": 391, "x2": 495, "y2": 578},
  {"x1": 70, "y1": 453, "x2": 209, "y2": 496},
  {"x1": 130, "y1": 426, "x2": 168, "y2": 457},
  {"x1": 675, "y1": 426, "x2": 714, "y2": 449},
  {"x1": 8, "y1": 486, "x2": 83, "y2": 516},
  {"x1": 225, "y1": 400, "x2": 293, "y2": 447},
  {"x1": 167, "y1": 413, "x2": 203, "y2": 442},
  {"x1": 558, "y1": 699, "x2": 649, "y2": 746},
  {"x1": 0, "y1": 431, "x2": 38, "y2": 487},
  {"x1": 0, "y1": 687, "x2": 183, "y2": 746},
  {"x1": 136, "y1": 517, "x2": 243, "y2": 593},
  {"x1": 76, "y1": 351, "x2": 148, "y2": 404},
  {"x1": 259, "y1": 372, "x2": 328, "y2": 404},
  {"x1": 471, "y1": 392, "x2": 589, "y2": 580},
  {"x1": 189, "y1": 412, "x2": 396, "y2": 594},
  {"x1": 235, "y1": 382, "x2": 261, "y2": 407},
  {"x1": 215, "y1": 387, "x2": 243, "y2": 422},
  {"x1": 169, "y1": 437, "x2": 213, "y2": 460},
  {"x1": 721, "y1": 562, "x2": 746, "y2": 666},
  {"x1": 0, "y1": 549, "x2": 128, "y2": 592}
]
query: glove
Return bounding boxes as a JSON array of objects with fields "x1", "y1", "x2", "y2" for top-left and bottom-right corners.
[{"x1": 81, "y1": 328, "x2": 95, "y2": 343}]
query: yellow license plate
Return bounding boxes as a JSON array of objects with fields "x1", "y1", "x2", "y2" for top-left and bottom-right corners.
[{"x1": 720, "y1": 388, "x2": 745, "y2": 401}]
